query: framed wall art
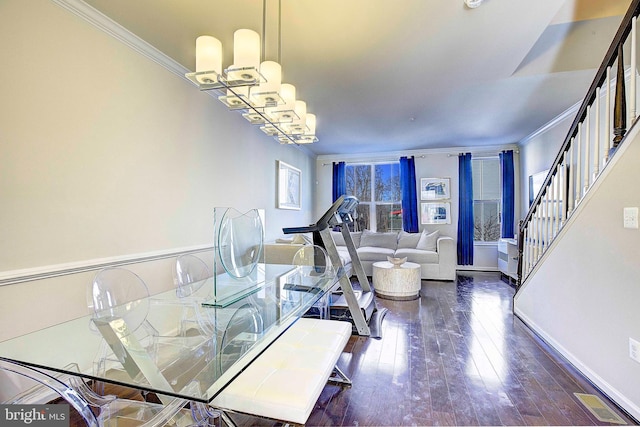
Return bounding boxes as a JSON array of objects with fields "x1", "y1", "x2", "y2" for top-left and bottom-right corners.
[
  {"x1": 528, "y1": 169, "x2": 549, "y2": 206},
  {"x1": 420, "y1": 177, "x2": 450, "y2": 200},
  {"x1": 277, "y1": 160, "x2": 301, "y2": 210},
  {"x1": 421, "y1": 202, "x2": 451, "y2": 225}
]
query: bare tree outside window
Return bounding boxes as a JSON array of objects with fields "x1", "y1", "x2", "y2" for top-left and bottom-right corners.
[
  {"x1": 346, "y1": 162, "x2": 401, "y2": 232},
  {"x1": 472, "y1": 158, "x2": 501, "y2": 242},
  {"x1": 346, "y1": 165, "x2": 371, "y2": 202},
  {"x1": 474, "y1": 201, "x2": 501, "y2": 241}
]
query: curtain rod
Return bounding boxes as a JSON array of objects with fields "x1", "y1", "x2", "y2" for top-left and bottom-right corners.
[
  {"x1": 321, "y1": 149, "x2": 519, "y2": 166},
  {"x1": 447, "y1": 149, "x2": 519, "y2": 157}
]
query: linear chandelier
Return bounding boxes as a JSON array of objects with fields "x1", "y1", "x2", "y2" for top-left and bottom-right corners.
[{"x1": 185, "y1": 28, "x2": 317, "y2": 145}]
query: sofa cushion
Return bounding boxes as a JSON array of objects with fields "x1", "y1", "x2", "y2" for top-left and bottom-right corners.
[
  {"x1": 359, "y1": 230, "x2": 398, "y2": 250},
  {"x1": 357, "y1": 246, "x2": 395, "y2": 261},
  {"x1": 395, "y1": 248, "x2": 439, "y2": 264},
  {"x1": 397, "y1": 231, "x2": 422, "y2": 249},
  {"x1": 330, "y1": 231, "x2": 361, "y2": 248},
  {"x1": 416, "y1": 230, "x2": 439, "y2": 251}
]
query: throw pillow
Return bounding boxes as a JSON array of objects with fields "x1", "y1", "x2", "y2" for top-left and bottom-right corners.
[
  {"x1": 397, "y1": 230, "x2": 422, "y2": 249},
  {"x1": 359, "y1": 229, "x2": 398, "y2": 250},
  {"x1": 416, "y1": 230, "x2": 439, "y2": 252}
]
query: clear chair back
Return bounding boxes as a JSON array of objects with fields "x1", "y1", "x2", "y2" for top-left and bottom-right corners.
[
  {"x1": 88, "y1": 267, "x2": 150, "y2": 334},
  {"x1": 292, "y1": 245, "x2": 333, "y2": 277},
  {"x1": 174, "y1": 254, "x2": 211, "y2": 298},
  {"x1": 0, "y1": 359, "x2": 98, "y2": 427}
]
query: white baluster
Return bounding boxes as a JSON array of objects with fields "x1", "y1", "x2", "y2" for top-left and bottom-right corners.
[
  {"x1": 523, "y1": 228, "x2": 530, "y2": 276},
  {"x1": 554, "y1": 165, "x2": 560, "y2": 236},
  {"x1": 594, "y1": 88, "x2": 601, "y2": 179},
  {"x1": 548, "y1": 176, "x2": 553, "y2": 241},
  {"x1": 584, "y1": 107, "x2": 590, "y2": 194},
  {"x1": 605, "y1": 66, "x2": 612, "y2": 162},
  {"x1": 530, "y1": 211, "x2": 536, "y2": 265},
  {"x1": 575, "y1": 126, "x2": 582, "y2": 207},
  {"x1": 567, "y1": 141, "x2": 575, "y2": 217},
  {"x1": 528, "y1": 218, "x2": 534, "y2": 270},
  {"x1": 631, "y1": 16, "x2": 637, "y2": 122},
  {"x1": 561, "y1": 159, "x2": 568, "y2": 223},
  {"x1": 545, "y1": 189, "x2": 551, "y2": 249},
  {"x1": 534, "y1": 207, "x2": 540, "y2": 262}
]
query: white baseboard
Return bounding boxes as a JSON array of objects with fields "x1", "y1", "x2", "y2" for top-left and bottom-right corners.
[{"x1": 514, "y1": 307, "x2": 640, "y2": 421}]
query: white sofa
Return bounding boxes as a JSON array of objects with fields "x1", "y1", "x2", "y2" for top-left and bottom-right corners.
[
  {"x1": 264, "y1": 229, "x2": 456, "y2": 281},
  {"x1": 331, "y1": 229, "x2": 455, "y2": 281}
]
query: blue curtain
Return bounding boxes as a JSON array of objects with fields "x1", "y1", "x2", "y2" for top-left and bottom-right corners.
[
  {"x1": 457, "y1": 153, "x2": 474, "y2": 265},
  {"x1": 399, "y1": 156, "x2": 419, "y2": 232},
  {"x1": 332, "y1": 162, "x2": 346, "y2": 202},
  {"x1": 500, "y1": 150, "x2": 515, "y2": 238}
]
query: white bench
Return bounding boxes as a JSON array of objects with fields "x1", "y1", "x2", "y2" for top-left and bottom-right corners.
[{"x1": 211, "y1": 318, "x2": 352, "y2": 425}]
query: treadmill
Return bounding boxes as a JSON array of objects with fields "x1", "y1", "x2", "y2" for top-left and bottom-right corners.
[{"x1": 283, "y1": 195, "x2": 386, "y2": 337}]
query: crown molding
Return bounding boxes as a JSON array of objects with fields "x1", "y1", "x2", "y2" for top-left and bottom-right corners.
[
  {"x1": 51, "y1": 0, "x2": 190, "y2": 80},
  {"x1": 519, "y1": 100, "x2": 581, "y2": 146},
  {"x1": 521, "y1": 67, "x2": 637, "y2": 146}
]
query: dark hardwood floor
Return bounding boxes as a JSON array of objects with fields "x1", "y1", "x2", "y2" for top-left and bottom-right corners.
[
  {"x1": 73, "y1": 271, "x2": 636, "y2": 426},
  {"x1": 233, "y1": 271, "x2": 637, "y2": 426}
]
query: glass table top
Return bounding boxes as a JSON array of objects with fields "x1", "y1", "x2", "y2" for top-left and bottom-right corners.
[{"x1": 0, "y1": 263, "x2": 342, "y2": 403}]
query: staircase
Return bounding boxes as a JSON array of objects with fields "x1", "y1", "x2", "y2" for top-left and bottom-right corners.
[{"x1": 517, "y1": 0, "x2": 640, "y2": 290}]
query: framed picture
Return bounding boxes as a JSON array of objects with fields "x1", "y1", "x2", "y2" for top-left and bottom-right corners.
[
  {"x1": 277, "y1": 160, "x2": 301, "y2": 210},
  {"x1": 528, "y1": 169, "x2": 549, "y2": 206},
  {"x1": 421, "y1": 202, "x2": 451, "y2": 224},
  {"x1": 420, "y1": 177, "x2": 450, "y2": 200}
]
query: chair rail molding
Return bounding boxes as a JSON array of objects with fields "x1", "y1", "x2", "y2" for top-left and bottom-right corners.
[{"x1": 0, "y1": 244, "x2": 214, "y2": 287}]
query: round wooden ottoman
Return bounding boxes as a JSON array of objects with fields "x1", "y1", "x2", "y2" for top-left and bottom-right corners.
[{"x1": 372, "y1": 261, "x2": 421, "y2": 300}]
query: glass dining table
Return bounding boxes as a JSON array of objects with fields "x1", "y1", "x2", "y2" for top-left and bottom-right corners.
[{"x1": 0, "y1": 262, "x2": 343, "y2": 405}]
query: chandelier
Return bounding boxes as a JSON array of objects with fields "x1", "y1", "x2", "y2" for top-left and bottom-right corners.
[{"x1": 185, "y1": 27, "x2": 317, "y2": 145}]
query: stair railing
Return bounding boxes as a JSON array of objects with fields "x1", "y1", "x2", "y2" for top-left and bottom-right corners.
[{"x1": 517, "y1": 0, "x2": 640, "y2": 288}]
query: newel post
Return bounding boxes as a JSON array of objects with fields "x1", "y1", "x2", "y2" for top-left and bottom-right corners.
[
  {"x1": 516, "y1": 220, "x2": 524, "y2": 290},
  {"x1": 613, "y1": 42, "x2": 627, "y2": 148}
]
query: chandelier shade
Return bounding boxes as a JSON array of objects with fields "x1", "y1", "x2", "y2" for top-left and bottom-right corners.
[
  {"x1": 233, "y1": 29, "x2": 260, "y2": 67},
  {"x1": 226, "y1": 29, "x2": 261, "y2": 84},
  {"x1": 250, "y1": 61, "x2": 283, "y2": 107},
  {"x1": 298, "y1": 114, "x2": 317, "y2": 144},
  {"x1": 195, "y1": 36, "x2": 222, "y2": 85},
  {"x1": 286, "y1": 100, "x2": 307, "y2": 134}
]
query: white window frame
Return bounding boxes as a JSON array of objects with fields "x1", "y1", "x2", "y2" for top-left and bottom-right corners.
[
  {"x1": 472, "y1": 157, "x2": 502, "y2": 243},
  {"x1": 345, "y1": 161, "x2": 401, "y2": 232}
]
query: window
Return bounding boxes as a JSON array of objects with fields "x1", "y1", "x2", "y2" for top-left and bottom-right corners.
[
  {"x1": 472, "y1": 158, "x2": 501, "y2": 242},
  {"x1": 345, "y1": 162, "x2": 401, "y2": 232}
]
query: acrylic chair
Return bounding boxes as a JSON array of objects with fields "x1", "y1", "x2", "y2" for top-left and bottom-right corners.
[
  {"x1": 292, "y1": 245, "x2": 334, "y2": 319},
  {"x1": 3, "y1": 359, "x2": 205, "y2": 426},
  {"x1": 0, "y1": 359, "x2": 99, "y2": 426},
  {"x1": 88, "y1": 267, "x2": 214, "y2": 399},
  {"x1": 172, "y1": 254, "x2": 217, "y2": 337},
  {"x1": 1, "y1": 358, "x2": 208, "y2": 426},
  {"x1": 174, "y1": 254, "x2": 211, "y2": 299},
  {"x1": 216, "y1": 301, "x2": 265, "y2": 376}
]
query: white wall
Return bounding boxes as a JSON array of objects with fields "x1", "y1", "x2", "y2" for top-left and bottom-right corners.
[
  {"x1": 315, "y1": 147, "x2": 519, "y2": 271},
  {"x1": 519, "y1": 113, "x2": 575, "y2": 219},
  {"x1": 0, "y1": 0, "x2": 315, "y2": 340},
  {"x1": 515, "y1": 121, "x2": 640, "y2": 420}
]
